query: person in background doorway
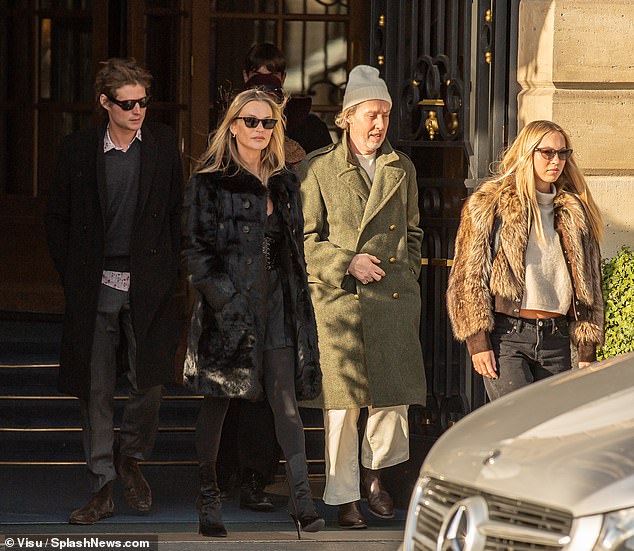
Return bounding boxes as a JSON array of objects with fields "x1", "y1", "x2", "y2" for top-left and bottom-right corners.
[
  {"x1": 298, "y1": 65, "x2": 426, "y2": 529},
  {"x1": 243, "y1": 42, "x2": 332, "y2": 158},
  {"x1": 446, "y1": 120, "x2": 604, "y2": 400},
  {"x1": 45, "y1": 57, "x2": 185, "y2": 524}
]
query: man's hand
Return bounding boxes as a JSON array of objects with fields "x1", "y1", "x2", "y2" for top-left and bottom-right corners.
[
  {"x1": 347, "y1": 254, "x2": 386, "y2": 285},
  {"x1": 472, "y1": 350, "x2": 498, "y2": 379}
]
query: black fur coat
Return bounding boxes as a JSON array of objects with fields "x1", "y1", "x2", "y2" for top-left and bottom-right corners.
[{"x1": 182, "y1": 167, "x2": 321, "y2": 400}]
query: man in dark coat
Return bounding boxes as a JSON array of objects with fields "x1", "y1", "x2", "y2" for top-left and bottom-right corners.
[{"x1": 45, "y1": 58, "x2": 185, "y2": 524}]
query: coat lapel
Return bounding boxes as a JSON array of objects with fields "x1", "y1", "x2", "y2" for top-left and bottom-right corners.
[
  {"x1": 360, "y1": 145, "x2": 403, "y2": 231},
  {"x1": 329, "y1": 137, "x2": 367, "y2": 202},
  {"x1": 496, "y1": 184, "x2": 529, "y2": 291},
  {"x1": 135, "y1": 123, "x2": 158, "y2": 225},
  {"x1": 94, "y1": 127, "x2": 107, "y2": 229},
  {"x1": 338, "y1": 166, "x2": 370, "y2": 202}
]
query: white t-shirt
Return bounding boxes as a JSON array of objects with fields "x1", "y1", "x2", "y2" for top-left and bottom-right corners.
[{"x1": 355, "y1": 152, "x2": 377, "y2": 182}]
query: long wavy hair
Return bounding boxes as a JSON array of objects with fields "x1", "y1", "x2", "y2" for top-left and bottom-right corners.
[
  {"x1": 488, "y1": 120, "x2": 603, "y2": 242},
  {"x1": 196, "y1": 89, "x2": 286, "y2": 183}
]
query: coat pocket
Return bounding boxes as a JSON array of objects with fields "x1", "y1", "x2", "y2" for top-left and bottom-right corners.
[{"x1": 216, "y1": 293, "x2": 256, "y2": 357}]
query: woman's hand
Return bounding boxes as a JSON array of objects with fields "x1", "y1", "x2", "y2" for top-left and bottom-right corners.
[
  {"x1": 347, "y1": 253, "x2": 386, "y2": 285},
  {"x1": 472, "y1": 350, "x2": 498, "y2": 379},
  {"x1": 578, "y1": 361, "x2": 591, "y2": 369}
]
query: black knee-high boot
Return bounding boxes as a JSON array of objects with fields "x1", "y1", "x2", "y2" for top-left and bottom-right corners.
[
  {"x1": 197, "y1": 462, "x2": 227, "y2": 537},
  {"x1": 285, "y1": 454, "x2": 325, "y2": 538}
]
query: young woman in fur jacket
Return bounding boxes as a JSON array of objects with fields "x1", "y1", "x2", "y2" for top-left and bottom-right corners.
[
  {"x1": 447, "y1": 120, "x2": 604, "y2": 400},
  {"x1": 182, "y1": 89, "x2": 323, "y2": 537}
]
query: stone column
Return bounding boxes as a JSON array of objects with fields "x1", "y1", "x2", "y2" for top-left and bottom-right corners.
[{"x1": 518, "y1": 0, "x2": 634, "y2": 256}]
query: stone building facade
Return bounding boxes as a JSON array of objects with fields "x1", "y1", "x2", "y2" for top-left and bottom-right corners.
[{"x1": 518, "y1": 0, "x2": 634, "y2": 257}]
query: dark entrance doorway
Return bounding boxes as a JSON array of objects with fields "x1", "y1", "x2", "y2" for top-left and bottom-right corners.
[{"x1": 0, "y1": 0, "x2": 520, "y2": 517}]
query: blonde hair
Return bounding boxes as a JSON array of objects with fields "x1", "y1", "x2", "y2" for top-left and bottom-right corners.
[
  {"x1": 489, "y1": 120, "x2": 603, "y2": 243},
  {"x1": 196, "y1": 89, "x2": 286, "y2": 183},
  {"x1": 334, "y1": 104, "x2": 358, "y2": 130}
]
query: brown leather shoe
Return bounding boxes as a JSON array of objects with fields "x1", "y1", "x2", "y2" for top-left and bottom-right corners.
[
  {"x1": 116, "y1": 454, "x2": 152, "y2": 512},
  {"x1": 337, "y1": 501, "x2": 367, "y2": 529},
  {"x1": 361, "y1": 467, "x2": 394, "y2": 519},
  {"x1": 69, "y1": 481, "x2": 114, "y2": 525}
]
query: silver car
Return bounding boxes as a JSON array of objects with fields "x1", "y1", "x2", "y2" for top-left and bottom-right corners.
[{"x1": 401, "y1": 352, "x2": 634, "y2": 551}]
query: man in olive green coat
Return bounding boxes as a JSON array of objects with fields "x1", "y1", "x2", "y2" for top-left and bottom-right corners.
[{"x1": 297, "y1": 65, "x2": 426, "y2": 529}]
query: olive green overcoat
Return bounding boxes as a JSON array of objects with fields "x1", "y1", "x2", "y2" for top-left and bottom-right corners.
[{"x1": 297, "y1": 136, "x2": 426, "y2": 409}]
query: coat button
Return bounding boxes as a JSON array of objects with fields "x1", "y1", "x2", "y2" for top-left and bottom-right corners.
[
  {"x1": 246, "y1": 257, "x2": 253, "y2": 265},
  {"x1": 392, "y1": 292, "x2": 399, "y2": 299},
  {"x1": 389, "y1": 224, "x2": 396, "y2": 231},
  {"x1": 513, "y1": 308, "x2": 519, "y2": 313},
  {"x1": 243, "y1": 199, "x2": 251, "y2": 208},
  {"x1": 354, "y1": 294, "x2": 359, "y2": 300},
  {"x1": 151, "y1": 211, "x2": 158, "y2": 218},
  {"x1": 150, "y1": 248, "x2": 158, "y2": 254},
  {"x1": 287, "y1": 202, "x2": 291, "y2": 209},
  {"x1": 242, "y1": 225, "x2": 250, "y2": 233},
  {"x1": 357, "y1": 226, "x2": 362, "y2": 232},
  {"x1": 389, "y1": 257, "x2": 396, "y2": 263},
  {"x1": 515, "y1": 298, "x2": 521, "y2": 303}
]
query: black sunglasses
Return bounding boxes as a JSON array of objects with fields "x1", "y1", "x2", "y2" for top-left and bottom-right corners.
[
  {"x1": 107, "y1": 95, "x2": 151, "y2": 111},
  {"x1": 534, "y1": 147, "x2": 573, "y2": 161},
  {"x1": 235, "y1": 116, "x2": 278, "y2": 129}
]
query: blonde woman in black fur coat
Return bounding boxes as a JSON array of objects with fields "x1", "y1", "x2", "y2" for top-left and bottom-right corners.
[
  {"x1": 447, "y1": 120, "x2": 604, "y2": 400},
  {"x1": 182, "y1": 89, "x2": 323, "y2": 537}
]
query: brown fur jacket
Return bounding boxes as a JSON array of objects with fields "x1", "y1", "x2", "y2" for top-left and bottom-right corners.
[{"x1": 446, "y1": 180, "x2": 604, "y2": 362}]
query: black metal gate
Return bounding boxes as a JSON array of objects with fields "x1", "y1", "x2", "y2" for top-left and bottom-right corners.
[{"x1": 369, "y1": 0, "x2": 520, "y2": 440}]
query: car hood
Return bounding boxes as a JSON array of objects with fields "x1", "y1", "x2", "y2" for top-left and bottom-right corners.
[{"x1": 422, "y1": 353, "x2": 634, "y2": 517}]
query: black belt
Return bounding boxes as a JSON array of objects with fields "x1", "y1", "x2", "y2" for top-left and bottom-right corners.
[
  {"x1": 495, "y1": 312, "x2": 567, "y2": 332},
  {"x1": 516, "y1": 316, "x2": 566, "y2": 325}
]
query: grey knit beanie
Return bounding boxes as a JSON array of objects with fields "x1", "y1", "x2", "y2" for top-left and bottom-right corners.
[{"x1": 342, "y1": 65, "x2": 392, "y2": 111}]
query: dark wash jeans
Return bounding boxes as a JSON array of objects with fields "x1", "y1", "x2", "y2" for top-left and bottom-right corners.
[{"x1": 484, "y1": 312, "x2": 572, "y2": 401}]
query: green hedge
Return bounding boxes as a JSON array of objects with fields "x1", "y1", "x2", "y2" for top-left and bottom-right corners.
[{"x1": 598, "y1": 246, "x2": 634, "y2": 360}]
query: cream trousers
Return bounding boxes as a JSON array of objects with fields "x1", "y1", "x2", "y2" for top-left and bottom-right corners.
[{"x1": 322, "y1": 405, "x2": 409, "y2": 505}]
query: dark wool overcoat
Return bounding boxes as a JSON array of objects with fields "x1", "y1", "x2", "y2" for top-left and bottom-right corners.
[
  {"x1": 297, "y1": 137, "x2": 426, "y2": 409},
  {"x1": 446, "y1": 179, "x2": 604, "y2": 362},
  {"x1": 182, "y1": 168, "x2": 321, "y2": 401},
  {"x1": 45, "y1": 122, "x2": 187, "y2": 399}
]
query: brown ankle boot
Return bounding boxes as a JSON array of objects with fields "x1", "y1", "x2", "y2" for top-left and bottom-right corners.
[
  {"x1": 116, "y1": 454, "x2": 152, "y2": 512},
  {"x1": 337, "y1": 500, "x2": 367, "y2": 529},
  {"x1": 69, "y1": 481, "x2": 114, "y2": 525},
  {"x1": 361, "y1": 466, "x2": 394, "y2": 519}
]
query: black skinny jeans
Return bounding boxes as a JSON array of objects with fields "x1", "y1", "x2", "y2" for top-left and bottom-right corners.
[
  {"x1": 195, "y1": 347, "x2": 306, "y2": 466},
  {"x1": 485, "y1": 313, "x2": 572, "y2": 400}
]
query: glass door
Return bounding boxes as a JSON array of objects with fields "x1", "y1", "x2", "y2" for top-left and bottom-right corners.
[{"x1": 189, "y1": 0, "x2": 367, "y2": 165}]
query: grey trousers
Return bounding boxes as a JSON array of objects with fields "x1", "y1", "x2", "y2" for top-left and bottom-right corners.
[{"x1": 79, "y1": 284, "x2": 162, "y2": 492}]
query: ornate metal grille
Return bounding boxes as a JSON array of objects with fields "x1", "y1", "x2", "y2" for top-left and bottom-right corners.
[{"x1": 370, "y1": 0, "x2": 520, "y2": 439}]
